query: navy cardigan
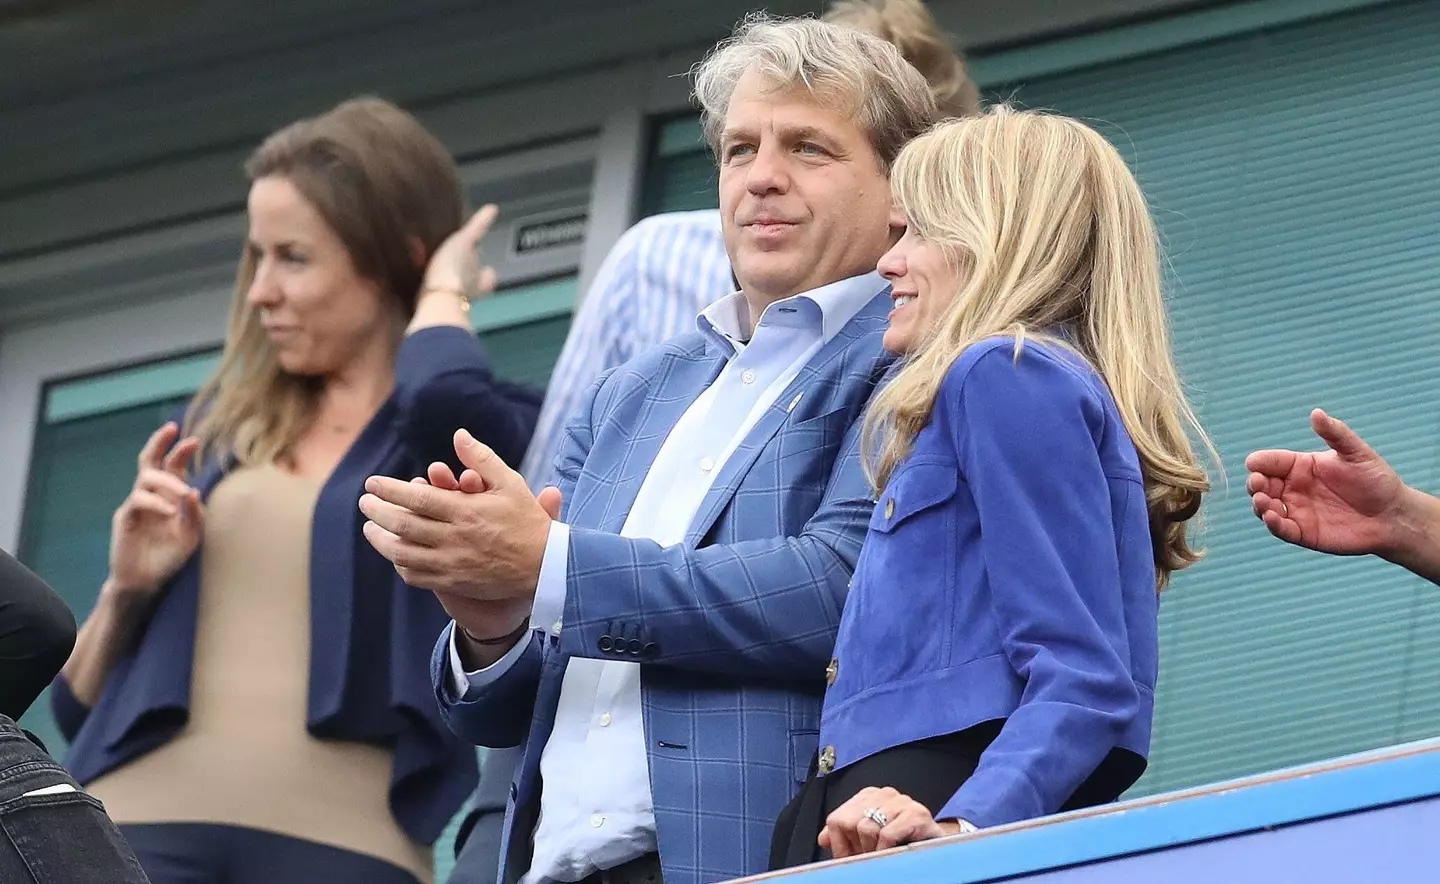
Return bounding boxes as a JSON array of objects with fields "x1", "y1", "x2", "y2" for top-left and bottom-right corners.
[{"x1": 50, "y1": 326, "x2": 542, "y2": 845}]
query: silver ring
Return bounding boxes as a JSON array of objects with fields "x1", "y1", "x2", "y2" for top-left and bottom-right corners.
[
  {"x1": 862, "y1": 807, "x2": 889, "y2": 828},
  {"x1": 1280, "y1": 500, "x2": 1289, "y2": 518}
]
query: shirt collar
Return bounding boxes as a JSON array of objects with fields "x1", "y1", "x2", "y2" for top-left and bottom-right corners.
[{"x1": 696, "y1": 271, "x2": 888, "y2": 353}]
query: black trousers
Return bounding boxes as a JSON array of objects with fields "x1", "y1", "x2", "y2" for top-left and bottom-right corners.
[
  {"x1": 0, "y1": 550, "x2": 76, "y2": 722},
  {"x1": 770, "y1": 724, "x2": 1003, "y2": 870},
  {"x1": 119, "y1": 823, "x2": 424, "y2": 884},
  {"x1": 0, "y1": 714, "x2": 150, "y2": 884},
  {"x1": 770, "y1": 721, "x2": 1144, "y2": 870}
]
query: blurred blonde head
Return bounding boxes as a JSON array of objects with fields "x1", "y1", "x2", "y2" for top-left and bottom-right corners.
[
  {"x1": 823, "y1": 0, "x2": 980, "y2": 119},
  {"x1": 864, "y1": 106, "x2": 1213, "y2": 586},
  {"x1": 692, "y1": 13, "x2": 939, "y2": 171}
]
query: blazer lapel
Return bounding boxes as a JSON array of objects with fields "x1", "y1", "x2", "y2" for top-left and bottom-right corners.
[
  {"x1": 584, "y1": 344, "x2": 728, "y2": 536},
  {"x1": 683, "y1": 296, "x2": 887, "y2": 546}
]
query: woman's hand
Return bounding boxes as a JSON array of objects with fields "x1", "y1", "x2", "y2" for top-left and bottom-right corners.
[
  {"x1": 421, "y1": 204, "x2": 500, "y2": 303},
  {"x1": 107, "y1": 422, "x2": 205, "y2": 602},
  {"x1": 819, "y1": 786, "x2": 968, "y2": 858}
]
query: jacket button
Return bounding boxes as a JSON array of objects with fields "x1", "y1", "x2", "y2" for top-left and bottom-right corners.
[
  {"x1": 825, "y1": 659, "x2": 838, "y2": 687},
  {"x1": 818, "y1": 745, "x2": 836, "y2": 775},
  {"x1": 598, "y1": 635, "x2": 613, "y2": 653},
  {"x1": 884, "y1": 498, "x2": 895, "y2": 519}
]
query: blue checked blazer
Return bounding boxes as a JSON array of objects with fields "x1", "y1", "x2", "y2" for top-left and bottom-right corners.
[{"x1": 431, "y1": 291, "x2": 895, "y2": 884}]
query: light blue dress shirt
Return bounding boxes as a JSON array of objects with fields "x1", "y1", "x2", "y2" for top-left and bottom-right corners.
[{"x1": 449, "y1": 272, "x2": 887, "y2": 883}]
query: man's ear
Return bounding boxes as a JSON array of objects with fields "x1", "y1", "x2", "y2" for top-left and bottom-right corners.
[{"x1": 408, "y1": 236, "x2": 428, "y2": 270}]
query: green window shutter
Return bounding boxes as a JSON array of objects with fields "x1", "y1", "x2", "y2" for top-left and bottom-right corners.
[
  {"x1": 641, "y1": 116, "x2": 718, "y2": 216},
  {"x1": 473, "y1": 274, "x2": 577, "y2": 388},
  {"x1": 1002, "y1": 0, "x2": 1440, "y2": 795}
]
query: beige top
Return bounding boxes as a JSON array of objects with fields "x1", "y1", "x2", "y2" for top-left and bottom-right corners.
[{"x1": 88, "y1": 464, "x2": 432, "y2": 882}]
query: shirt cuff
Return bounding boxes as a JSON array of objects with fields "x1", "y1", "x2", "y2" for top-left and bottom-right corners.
[
  {"x1": 530, "y1": 521, "x2": 570, "y2": 639},
  {"x1": 446, "y1": 620, "x2": 531, "y2": 699},
  {"x1": 444, "y1": 521, "x2": 570, "y2": 700}
]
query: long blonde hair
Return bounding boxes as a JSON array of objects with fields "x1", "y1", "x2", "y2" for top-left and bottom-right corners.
[
  {"x1": 186, "y1": 98, "x2": 464, "y2": 467},
  {"x1": 863, "y1": 106, "x2": 1213, "y2": 586}
]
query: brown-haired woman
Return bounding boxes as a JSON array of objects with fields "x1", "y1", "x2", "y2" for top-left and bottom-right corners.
[{"x1": 49, "y1": 98, "x2": 540, "y2": 884}]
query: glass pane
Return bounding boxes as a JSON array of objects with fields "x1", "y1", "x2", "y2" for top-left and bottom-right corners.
[{"x1": 18, "y1": 396, "x2": 191, "y2": 752}]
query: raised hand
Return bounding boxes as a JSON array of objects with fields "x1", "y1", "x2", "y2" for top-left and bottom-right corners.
[
  {"x1": 421, "y1": 204, "x2": 500, "y2": 302},
  {"x1": 1246, "y1": 409, "x2": 1407, "y2": 557},
  {"x1": 108, "y1": 422, "x2": 204, "y2": 601}
]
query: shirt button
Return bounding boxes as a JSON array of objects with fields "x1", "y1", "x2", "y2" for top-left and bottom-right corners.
[
  {"x1": 699, "y1": 456, "x2": 715, "y2": 472},
  {"x1": 884, "y1": 498, "x2": 895, "y2": 519},
  {"x1": 599, "y1": 712, "x2": 613, "y2": 727},
  {"x1": 591, "y1": 813, "x2": 605, "y2": 828},
  {"x1": 741, "y1": 369, "x2": 757, "y2": 385}
]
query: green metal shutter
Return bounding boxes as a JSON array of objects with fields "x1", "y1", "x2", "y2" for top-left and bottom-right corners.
[
  {"x1": 1004, "y1": 0, "x2": 1440, "y2": 796},
  {"x1": 637, "y1": 0, "x2": 1440, "y2": 796}
]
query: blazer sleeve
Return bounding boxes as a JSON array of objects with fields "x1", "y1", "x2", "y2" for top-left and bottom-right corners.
[
  {"x1": 393, "y1": 326, "x2": 542, "y2": 471},
  {"x1": 48, "y1": 675, "x2": 90, "y2": 742},
  {"x1": 936, "y1": 347, "x2": 1143, "y2": 829},
  {"x1": 431, "y1": 621, "x2": 545, "y2": 750},
  {"x1": 555, "y1": 404, "x2": 872, "y2": 682}
]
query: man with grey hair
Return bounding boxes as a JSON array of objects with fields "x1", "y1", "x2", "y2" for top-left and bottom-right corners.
[{"x1": 359, "y1": 14, "x2": 937, "y2": 884}]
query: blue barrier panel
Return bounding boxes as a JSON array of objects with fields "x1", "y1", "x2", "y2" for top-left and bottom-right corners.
[{"x1": 734, "y1": 739, "x2": 1440, "y2": 883}]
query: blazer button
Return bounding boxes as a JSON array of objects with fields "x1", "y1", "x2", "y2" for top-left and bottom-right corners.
[
  {"x1": 884, "y1": 498, "x2": 895, "y2": 519},
  {"x1": 598, "y1": 635, "x2": 613, "y2": 653},
  {"x1": 818, "y1": 745, "x2": 836, "y2": 775},
  {"x1": 825, "y1": 659, "x2": 838, "y2": 687}
]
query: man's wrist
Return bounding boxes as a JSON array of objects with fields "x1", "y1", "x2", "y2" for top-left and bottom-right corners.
[
  {"x1": 454, "y1": 612, "x2": 531, "y2": 670},
  {"x1": 461, "y1": 617, "x2": 531, "y2": 646},
  {"x1": 1386, "y1": 485, "x2": 1440, "y2": 578}
]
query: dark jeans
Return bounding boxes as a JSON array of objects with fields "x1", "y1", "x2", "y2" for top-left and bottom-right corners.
[
  {"x1": 120, "y1": 823, "x2": 424, "y2": 884},
  {"x1": 0, "y1": 714, "x2": 150, "y2": 883}
]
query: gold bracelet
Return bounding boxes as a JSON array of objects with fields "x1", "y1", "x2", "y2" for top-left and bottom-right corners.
[{"x1": 418, "y1": 285, "x2": 472, "y2": 312}]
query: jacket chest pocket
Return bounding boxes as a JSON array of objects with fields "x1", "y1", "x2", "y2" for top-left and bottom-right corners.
[
  {"x1": 846, "y1": 458, "x2": 964, "y2": 677},
  {"x1": 869, "y1": 459, "x2": 960, "y2": 534}
]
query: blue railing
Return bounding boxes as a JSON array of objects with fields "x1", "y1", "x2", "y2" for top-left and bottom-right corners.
[{"x1": 733, "y1": 738, "x2": 1440, "y2": 883}]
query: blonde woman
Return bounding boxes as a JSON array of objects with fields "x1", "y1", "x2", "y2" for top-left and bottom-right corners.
[
  {"x1": 771, "y1": 106, "x2": 1211, "y2": 867},
  {"x1": 50, "y1": 99, "x2": 540, "y2": 884}
]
